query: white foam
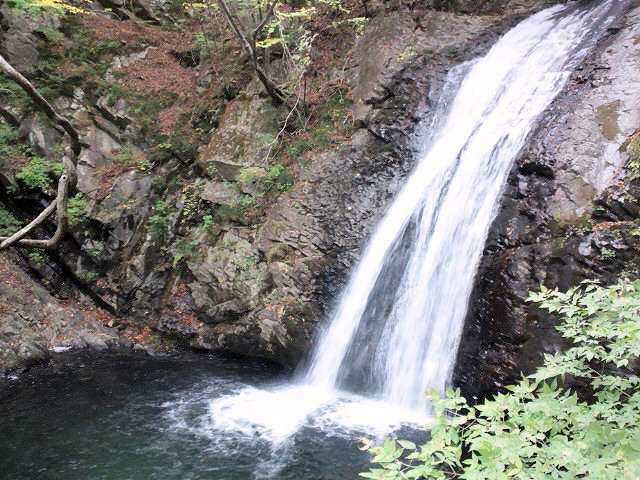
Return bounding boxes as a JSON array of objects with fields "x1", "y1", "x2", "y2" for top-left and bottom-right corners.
[
  {"x1": 206, "y1": 384, "x2": 431, "y2": 446},
  {"x1": 51, "y1": 346, "x2": 72, "y2": 353}
]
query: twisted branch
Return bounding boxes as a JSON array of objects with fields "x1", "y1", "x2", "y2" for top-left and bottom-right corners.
[{"x1": 0, "y1": 53, "x2": 79, "y2": 250}]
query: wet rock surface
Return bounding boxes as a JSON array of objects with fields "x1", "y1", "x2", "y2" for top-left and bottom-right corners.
[{"x1": 454, "y1": 3, "x2": 640, "y2": 399}]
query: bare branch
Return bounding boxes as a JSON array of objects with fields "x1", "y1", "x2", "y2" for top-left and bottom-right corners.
[
  {"x1": 0, "y1": 54, "x2": 81, "y2": 251},
  {"x1": 0, "y1": 200, "x2": 56, "y2": 248},
  {"x1": 0, "y1": 175, "x2": 69, "y2": 250},
  {"x1": 216, "y1": 0, "x2": 288, "y2": 105},
  {"x1": 253, "y1": 0, "x2": 277, "y2": 45},
  {"x1": 0, "y1": 53, "x2": 81, "y2": 158}
]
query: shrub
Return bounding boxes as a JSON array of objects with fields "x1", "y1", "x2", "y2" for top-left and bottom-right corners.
[
  {"x1": 0, "y1": 124, "x2": 21, "y2": 158},
  {"x1": 15, "y1": 157, "x2": 64, "y2": 191},
  {"x1": 7, "y1": 0, "x2": 81, "y2": 14},
  {"x1": 27, "y1": 251, "x2": 45, "y2": 266},
  {"x1": 266, "y1": 163, "x2": 294, "y2": 192},
  {"x1": 362, "y1": 280, "x2": 640, "y2": 480},
  {"x1": 67, "y1": 193, "x2": 89, "y2": 226},
  {"x1": 0, "y1": 207, "x2": 22, "y2": 236},
  {"x1": 148, "y1": 200, "x2": 172, "y2": 242},
  {"x1": 113, "y1": 147, "x2": 150, "y2": 172}
]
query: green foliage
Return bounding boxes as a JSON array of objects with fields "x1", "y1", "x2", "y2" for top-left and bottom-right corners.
[
  {"x1": 287, "y1": 128, "x2": 331, "y2": 158},
  {"x1": 214, "y1": 193, "x2": 257, "y2": 224},
  {"x1": 27, "y1": 250, "x2": 45, "y2": 266},
  {"x1": 7, "y1": 0, "x2": 81, "y2": 15},
  {"x1": 236, "y1": 167, "x2": 264, "y2": 185},
  {"x1": 33, "y1": 20, "x2": 120, "y2": 100},
  {"x1": 15, "y1": 157, "x2": 64, "y2": 191},
  {"x1": 67, "y1": 193, "x2": 89, "y2": 226},
  {"x1": 33, "y1": 26, "x2": 65, "y2": 42},
  {"x1": 112, "y1": 146, "x2": 150, "y2": 172},
  {"x1": 0, "y1": 207, "x2": 22, "y2": 236},
  {"x1": 285, "y1": 87, "x2": 353, "y2": 160},
  {"x1": 0, "y1": 76, "x2": 29, "y2": 110},
  {"x1": 363, "y1": 280, "x2": 640, "y2": 480},
  {"x1": 173, "y1": 236, "x2": 198, "y2": 266},
  {"x1": 179, "y1": 180, "x2": 205, "y2": 224},
  {"x1": 266, "y1": 163, "x2": 294, "y2": 192},
  {"x1": 103, "y1": 84, "x2": 177, "y2": 135},
  {"x1": 0, "y1": 124, "x2": 23, "y2": 159},
  {"x1": 148, "y1": 200, "x2": 172, "y2": 243},
  {"x1": 193, "y1": 31, "x2": 213, "y2": 61},
  {"x1": 85, "y1": 241, "x2": 106, "y2": 258},
  {"x1": 172, "y1": 215, "x2": 215, "y2": 266},
  {"x1": 599, "y1": 246, "x2": 616, "y2": 261}
]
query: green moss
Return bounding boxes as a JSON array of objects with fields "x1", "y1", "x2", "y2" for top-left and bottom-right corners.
[
  {"x1": 172, "y1": 236, "x2": 199, "y2": 266},
  {"x1": 148, "y1": 130, "x2": 198, "y2": 165},
  {"x1": 179, "y1": 180, "x2": 204, "y2": 225},
  {"x1": 112, "y1": 146, "x2": 150, "y2": 172},
  {"x1": 266, "y1": 163, "x2": 294, "y2": 192},
  {"x1": 626, "y1": 134, "x2": 640, "y2": 180},
  {"x1": 171, "y1": 215, "x2": 216, "y2": 266},
  {"x1": 237, "y1": 164, "x2": 294, "y2": 196},
  {"x1": 0, "y1": 76, "x2": 29, "y2": 110},
  {"x1": 86, "y1": 241, "x2": 106, "y2": 258},
  {"x1": 32, "y1": 16, "x2": 129, "y2": 101},
  {"x1": 103, "y1": 85, "x2": 177, "y2": 136},
  {"x1": 216, "y1": 193, "x2": 257, "y2": 221},
  {"x1": 238, "y1": 167, "x2": 266, "y2": 184}
]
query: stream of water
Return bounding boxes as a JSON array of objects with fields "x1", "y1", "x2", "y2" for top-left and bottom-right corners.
[{"x1": 0, "y1": 2, "x2": 625, "y2": 479}]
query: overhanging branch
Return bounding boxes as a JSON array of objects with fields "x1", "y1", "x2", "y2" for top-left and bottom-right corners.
[{"x1": 0, "y1": 53, "x2": 81, "y2": 250}]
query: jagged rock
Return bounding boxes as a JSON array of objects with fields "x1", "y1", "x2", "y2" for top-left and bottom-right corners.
[
  {"x1": 93, "y1": 171, "x2": 152, "y2": 248},
  {"x1": 187, "y1": 230, "x2": 270, "y2": 323},
  {"x1": 200, "y1": 181, "x2": 240, "y2": 205},
  {"x1": 0, "y1": 253, "x2": 121, "y2": 374},
  {"x1": 17, "y1": 115, "x2": 62, "y2": 160},
  {"x1": 196, "y1": 86, "x2": 283, "y2": 180},
  {"x1": 455, "y1": 4, "x2": 640, "y2": 399},
  {"x1": 0, "y1": 5, "x2": 59, "y2": 73},
  {"x1": 6, "y1": 0, "x2": 623, "y2": 384}
]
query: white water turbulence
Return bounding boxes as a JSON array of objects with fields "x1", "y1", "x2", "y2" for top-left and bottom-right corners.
[{"x1": 200, "y1": 1, "x2": 622, "y2": 451}]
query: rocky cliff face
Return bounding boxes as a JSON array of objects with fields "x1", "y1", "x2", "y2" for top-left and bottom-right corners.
[
  {"x1": 0, "y1": 251, "x2": 119, "y2": 373},
  {"x1": 454, "y1": 2, "x2": 640, "y2": 399},
  {"x1": 2, "y1": 0, "x2": 634, "y2": 387}
]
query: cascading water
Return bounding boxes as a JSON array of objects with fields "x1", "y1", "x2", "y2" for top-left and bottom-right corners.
[
  {"x1": 203, "y1": 0, "x2": 623, "y2": 448},
  {"x1": 306, "y1": 1, "x2": 621, "y2": 412}
]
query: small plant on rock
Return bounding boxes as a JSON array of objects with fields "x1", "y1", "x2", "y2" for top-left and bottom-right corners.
[
  {"x1": 148, "y1": 200, "x2": 172, "y2": 243},
  {"x1": 67, "y1": 193, "x2": 89, "y2": 226},
  {"x1": 15, "y1": 157, "x2": 64, "y2": 191},
  {"x1": 0, "y1": 207, "x2": 22, "y2": 236}
]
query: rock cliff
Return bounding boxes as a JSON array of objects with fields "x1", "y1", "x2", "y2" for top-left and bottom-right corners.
[{"x1": 2, "y1": 0, "x2": 638, "y2": 391}]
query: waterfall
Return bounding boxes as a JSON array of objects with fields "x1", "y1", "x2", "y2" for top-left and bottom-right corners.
[
  {"x1": 207, "y1": 1, "x2": 622, "y2": 444},
  {"x1": 305, "y1": 1, "x2": 620, "y2": 412}
]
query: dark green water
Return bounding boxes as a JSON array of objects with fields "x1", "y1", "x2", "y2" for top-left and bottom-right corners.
[{"x1": 0, "y1": 352, "x2": 377, "y2": 480}]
